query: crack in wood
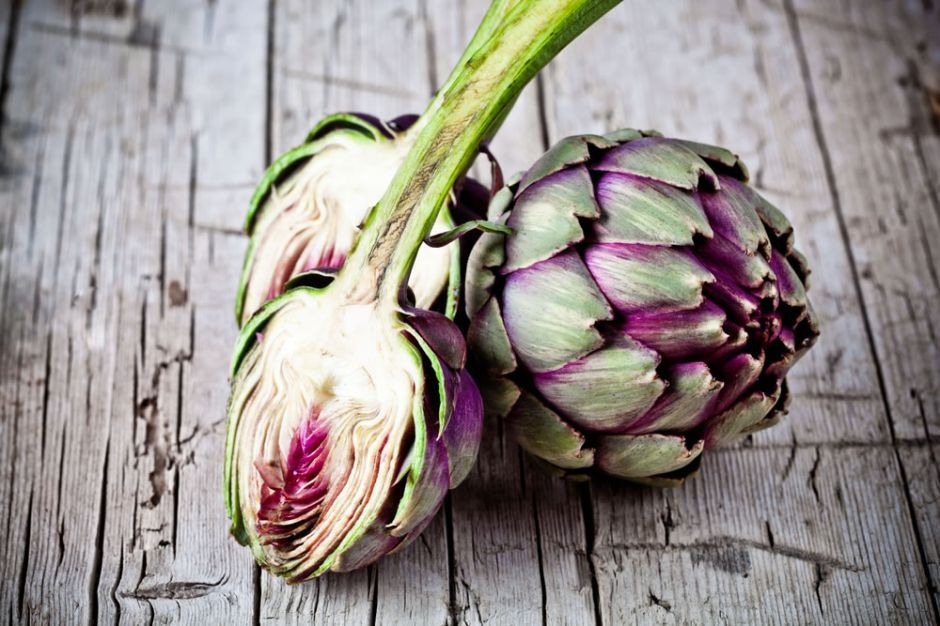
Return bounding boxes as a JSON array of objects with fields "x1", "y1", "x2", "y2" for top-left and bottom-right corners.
[
  {"x1": 660, "y1": 501, "x2": 676, "y2": 546},
  {"x1": 647, "y1": 590, "x2": 672, "y2": 613},
  {"x1": 444, "y1": 495, "x2": 458, "y2": 625},
  {"x1": 529, "y1": 472, "x2": 548, "y2": 626},
  {"x1": 368, "y1": 565, "x2": 379, "y2": 626},
  {"x1": 171, "y1": 463, "x2": 180, "y2": 555},
  {"x1": 264, "y1": 0, "x2": 273, "y2": 164},
  {"x1": 579, "y1": 484, "x2": 602, "y2": 626},
  {"x1": 143, "y1": 406, "x2": 168, "y2": 508},
  {"x1": 603, "y1": 535, "x2": 864, "y2": 574},
  {"x1": 158, "y1": 199, "x2": 167, "y2": 317},
  {"x1": 110, "y1": 542, "x2": 123, "y2": 622},
  {"x1": 808, "y1": 447, "x2": 821, "y2": 503},
  {"x1": 252, "y1": 565, "x2": 261, "y2": 626},
  {"x1": 813, "y1": 562, "x2": 828, "y2": 614},
  {"x1": 55, "y1": 427, "x2": 67, "y2": 520},
  {"x1": 417, "y1": 529, "x2": 432, "y2": 557},
  {"x1": 40, "y1": 331, "x2": 52, "y2": 457},
  {"x1": 123, "y1": 575, "x2": 227, "y2": 601},
  {"x1": 0, "y1": 0, "x2": 22, "y2": 144},
  {"x1": 781, "y1": 433, "x2": 798, "y2": 481},
  {"x1": 88, "y1": 438, "x2": 110, "y2": 626},
  {"x1": 16, "y1": 490, "x2": 32, "y2": 621},
  {"x1": 139, "y1": 294, "x2": 147, "y2": 365}
]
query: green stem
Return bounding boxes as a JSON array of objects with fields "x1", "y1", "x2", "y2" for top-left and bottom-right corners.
[
  {"x1": 406, "y1": 0, "x2": 518, "y2": 139},
  {"x1": 337, "y1": 0, "x2": 621, "y2": 306}
]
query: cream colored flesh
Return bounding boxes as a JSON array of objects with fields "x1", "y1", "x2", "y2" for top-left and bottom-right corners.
[
  {"x1": 241, "y1": 135, "x2": 452, "y2": 326},
  {"x1": 230, "y1": 294, "x2": 424, "y2": 575}
]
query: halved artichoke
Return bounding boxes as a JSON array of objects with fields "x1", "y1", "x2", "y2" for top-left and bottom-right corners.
[
  {"x1": 225, "y1": 276, "x2": 482, "y2": 580},
  {"x1": 236, "y1": 113, "x2": 489, "y2": 326}
]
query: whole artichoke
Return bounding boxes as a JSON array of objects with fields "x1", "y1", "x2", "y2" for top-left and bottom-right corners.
[
  {"x1": 466, "y1": 130, "x2": 820, "y2": 485},
  {"x1": 225, "y1": 277, "x2": 483, "y2": 580},
  {"x1": 236, "y1": 113, "x2": 489, "y2": 326}
]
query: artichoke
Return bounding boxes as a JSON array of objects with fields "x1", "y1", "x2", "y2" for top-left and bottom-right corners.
[
  {"x1": 466, "y1": 130, "x2": 820, "y2": 485},
  {"x1": 225, "y1": 276, "x2": 482, "y2": 580},
  {"x1": 223, "y1": 0, "x2": 624, "y2": 581},
  {"x1": 236, "y1": 113, "x2": 491, "y2": 326}
]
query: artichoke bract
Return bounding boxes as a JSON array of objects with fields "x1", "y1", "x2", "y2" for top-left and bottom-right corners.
[
  {"x1": 236, "y1": 113, "x2": 488, "y2": 326},
  {"x1": 225, "y1": 278, "x2": 482, "y2": 580},
  {"x1": 466, "y1": 130, "x2": 820, "y2": 485}
]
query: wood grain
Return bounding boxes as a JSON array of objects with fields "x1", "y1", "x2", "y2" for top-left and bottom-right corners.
[
  {"x1": 788, "y1": 0, "x2": 940, "y2": 442},
  {"x1": 0, "y1": 0, "x2": 936, "y2": 624},
  {"x1": 0, "y1": 0, "x2": 266, "y2": 622}
]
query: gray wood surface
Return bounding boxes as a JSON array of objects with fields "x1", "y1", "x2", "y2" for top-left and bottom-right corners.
[{"x1": 0, "y1": 1, "x2": 936, "y2": 624}]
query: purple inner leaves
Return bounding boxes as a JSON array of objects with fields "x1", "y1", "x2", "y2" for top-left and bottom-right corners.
[{"x1": 256, "y1": 408, "x2": 331, "y2": 549}]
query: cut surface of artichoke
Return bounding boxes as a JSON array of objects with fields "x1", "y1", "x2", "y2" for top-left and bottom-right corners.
[
  {"x1": 239, "y1": 130, "x2": 452, "y2": 326},
  {"x1": 228, "y1": 295, "x2": 426, "y2": 580}
]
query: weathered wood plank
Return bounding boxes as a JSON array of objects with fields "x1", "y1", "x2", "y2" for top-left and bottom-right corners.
[
  {"x1": 787, "y1": 0, "x2": 940, "y2": 442},
  {"x1": 0, "y1": 0, "x2": 267, "y2": 623},
  {"x1": 103, "y1": 0, "x2": 268, "y2": 622},
  {"x1": 0, "y1": 5, "x2": 27, "y2": 624},
  {"x1": 899, "y1": 444, "x2": 940, "y2": 617},
  {"x1": 0, "y1": 18, "x2": 152, "y2": 621},
  {"x1": 786, "y1": 0, "x2": 940, "y2": 613},
  {"x1": 591, "y1": 446, "x2": 933, "y2": 624}
]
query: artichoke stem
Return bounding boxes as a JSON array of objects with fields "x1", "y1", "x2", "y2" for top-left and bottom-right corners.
[{"x1": 333, "y1": 0, "x2": 622, "y2": 307}]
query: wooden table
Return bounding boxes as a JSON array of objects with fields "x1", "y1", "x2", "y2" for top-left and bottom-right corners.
[{"x1": 1, "y1": 1, "x2": 937, "y2": 624}]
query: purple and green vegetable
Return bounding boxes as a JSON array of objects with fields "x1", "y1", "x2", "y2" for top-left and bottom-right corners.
[
  {"x1": 224, "y1": 0, "x2": 818, "y2": 581},
  {"x1": 466, "y1": 131, "x2": 819, "y2": 485}
]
